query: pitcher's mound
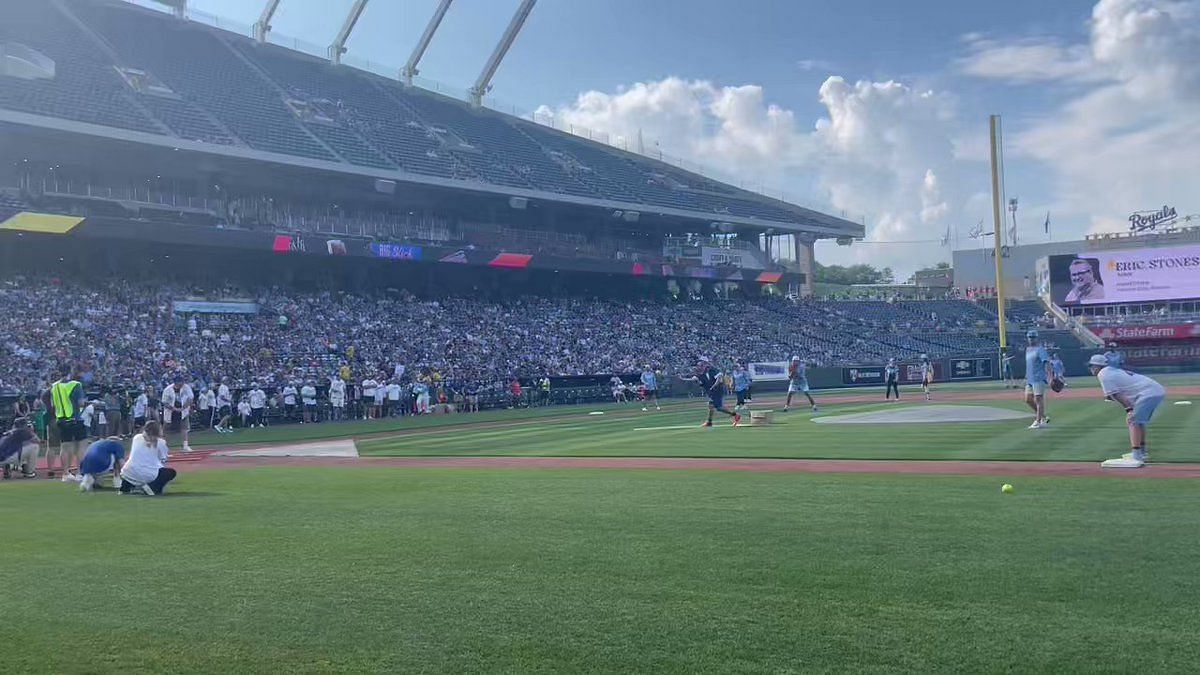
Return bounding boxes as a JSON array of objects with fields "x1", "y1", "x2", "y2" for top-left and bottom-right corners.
[
  {"x1": 813, "y1": 405, "x2": 1030, "y2": 425},
  {"x1": 213, "y1": 439, "x2": 359, "y2": 458}
]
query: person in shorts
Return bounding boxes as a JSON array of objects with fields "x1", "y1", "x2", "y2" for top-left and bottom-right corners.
[
  {"x1": 732, "y1": 362, "x2": 753, "y2": 410},
  {"x1": 679, "y1": 357, "x2": 740, "y2": 428},
  {"x1": 1089, "y1": 355, "x2": 1167, "y2": 465},
  {"x1": 1024, "y1": 330, "x2": 1054, "y2": 429},
  {"x1": 50, "y1": 367, "x2": 87, "y2": 481},
  {"x1": 783, "y1": 356, "x2": 817, "y2": 412}
]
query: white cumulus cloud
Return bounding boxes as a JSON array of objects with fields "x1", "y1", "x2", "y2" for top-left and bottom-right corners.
[
  {"x1": 533, "y1": 0, "x2": 1199, "y2": 277},
  {"x1": 537, "y1": 75, "x2": 969, "y2": 275},
  {"x1": 1000, "y1": 0, "x2": 1200, "y2": 234}
]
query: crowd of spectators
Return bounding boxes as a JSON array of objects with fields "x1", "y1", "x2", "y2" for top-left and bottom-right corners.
[{"x1": 0, "y1": 275, "x2": 1004, "y2": 400}]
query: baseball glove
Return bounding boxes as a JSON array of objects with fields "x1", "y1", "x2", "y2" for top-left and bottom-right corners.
[{"x1": 1050, "y1": 378, "x2": 1065, "y2": 393}]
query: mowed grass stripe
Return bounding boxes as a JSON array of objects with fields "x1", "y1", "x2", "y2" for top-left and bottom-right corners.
[{"x1": 359, "y1": 397, "x2": 1200, "y2": 462}]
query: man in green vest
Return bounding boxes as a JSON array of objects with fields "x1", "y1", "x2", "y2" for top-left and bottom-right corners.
[{"x1": 50, "y1": 366, "x2": 87, "y2": 482}]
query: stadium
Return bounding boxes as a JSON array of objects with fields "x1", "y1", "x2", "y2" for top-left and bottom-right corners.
[{"x1": 2, "y1": 0, "x2": 1199, "y2": 672}]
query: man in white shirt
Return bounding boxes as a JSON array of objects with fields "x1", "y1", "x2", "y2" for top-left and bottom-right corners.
[
  {"x1": 132, "y1": 387, "x2": 150, "y2": 431},
  {"x1": 118, "y1": 420, "x2": 176, "y2": 496},
  {"x1": 385, "y1": 380, "x2": 402, "y2": 417},
  {"x1": 214, "y1": 379, "x2": 234, "y2": 433},
  {"x1": 361, "y1": 377, "x2": 378, "y2": 420},
  {"x1": 161, "y1": 375, "x2": 195, "y2": 452},
  {"x1": 282, "y1": 382, "x2": 298, "y2": 422},
  {"x1": 1088, "y1": 354, "x2": 1167, "y2": 465},
  {"x1": 197, "y1": 387, "x2": 212, "y2": 428},
  {"x1": 373, "y1": 379, "x2": 386, "y2": 418},
  {"x1": 301, "y1": 380, "x2": 318, "y2": 423},
  {"x1": 81, "y1": 401, "x2": 96, "y2": 439},
  {"x1": 248, "y1": 383, "x2": 267, "y2": 428},
  {"x1": 328, "y1": 376, "x2": 346, "y2": 421},
  {"x1": 237, "y1": 398, "x2": 252, "y2": 428}
]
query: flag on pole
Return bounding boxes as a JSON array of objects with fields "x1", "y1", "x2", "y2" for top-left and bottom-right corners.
[{"x1": 1044, "y1": 212, "x2": 1051, "y2": 235}]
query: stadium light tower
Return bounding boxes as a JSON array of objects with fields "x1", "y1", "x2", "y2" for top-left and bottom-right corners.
[
  {"x1": 469, "y1": 0, "x2": 537, "y2": 106},
  {"x1": 402, "y1": 0, "x2": 455, "y2": 87},
  {"x1": 254, "y1": 0, "x2": 283, "y2": 44},
  {"x1": 328, "y1": 0, "x2": 370, "y2": 65}
]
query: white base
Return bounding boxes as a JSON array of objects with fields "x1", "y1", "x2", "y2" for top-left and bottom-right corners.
[
  {"x1": 749, "y1": 410, "x2": 774, "y2": 427},
  {"x1": 1101, "y1": 458, "x2": 1145, "y2": 469}
]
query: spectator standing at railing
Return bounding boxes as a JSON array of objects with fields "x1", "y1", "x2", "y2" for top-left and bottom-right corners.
[{"x1": 328, "y1": 375, "x2": 346, "y2": 421}]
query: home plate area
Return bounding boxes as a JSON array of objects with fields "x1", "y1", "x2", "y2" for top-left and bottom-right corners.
[
  {"x1": 812, "y1": 405, "x2": 1031, "y2": 425},
  {"x1": 211, "y1": 439, "x2": 360, "y2": 458}
]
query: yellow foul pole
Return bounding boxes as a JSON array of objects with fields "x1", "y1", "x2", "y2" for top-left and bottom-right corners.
[{"x1": 988, "y1": 114, "x2": 1008, "y2": 350}]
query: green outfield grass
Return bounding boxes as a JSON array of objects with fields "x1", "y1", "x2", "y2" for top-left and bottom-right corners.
[
  {"x1": 185, "y1": 376, "x2": 1200, "y2": 465},
  {"x1": 355, "y1": 397, "x2": 1200, "y2": 463},
  {"x1": 4, "y1": 468, "x2": 1200, "y2": 673}
]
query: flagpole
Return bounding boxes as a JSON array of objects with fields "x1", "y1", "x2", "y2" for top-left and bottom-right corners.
[{"x1": 989, "y1": 115, "x2": 1008, "y2": 350}]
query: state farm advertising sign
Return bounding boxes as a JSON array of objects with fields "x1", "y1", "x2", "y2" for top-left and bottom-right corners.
[
  {"x1": 1047, "y1": 243, "x2": 1200, "y2": 305},
  {"x1": 1093, "y1": 324, "x2": 1200, "y2": 342}
]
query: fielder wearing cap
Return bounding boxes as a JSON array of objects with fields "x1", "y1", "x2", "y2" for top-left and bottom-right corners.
[
  {"x1": 1023, "y1": 330, "x2": 1054, "y2": 429},
  {"x1": 1088, "y1": 355, "x2": 1166, "y2": 465},
  {"x1": 783, "y1": 357, "x2": 817, "y2": 412}
]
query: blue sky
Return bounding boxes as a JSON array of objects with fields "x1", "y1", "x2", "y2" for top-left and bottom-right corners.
[
  {"x1": 178, "y1": 0, "x2": 1199, "y2": 276},
  {"x1": 186, "y1": 0, "x2": 1094, "y2": 119}
]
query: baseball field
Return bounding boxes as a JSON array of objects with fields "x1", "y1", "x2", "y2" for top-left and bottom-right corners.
[{"x1": 4, "y1": 376, "x2": 1200, "y2": 673}]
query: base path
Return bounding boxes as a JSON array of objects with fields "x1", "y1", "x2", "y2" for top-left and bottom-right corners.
[{"x1": 187, "y1": 454, "x2": 1200, "y2": 478}]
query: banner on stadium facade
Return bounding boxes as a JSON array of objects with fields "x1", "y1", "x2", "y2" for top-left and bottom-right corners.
[
  {"x1": 371, "y1": 243, "x2": 422, "y2": 260},
  {"x1": 842, "y1": 363, "x2": 943, "y2": 386},
  {"x1": 172, "y1": 300, "x2": 259, "y2": 314},
  {"x1": 747, "y1": 362, "x2": 790, "y2": 382},
  {"x1": 1044, "y1": 243, "x2": 1200, "y2": 306},
  {"x1": 1119, "y1": 342, "x2": 1200, "y2": 367},
  {"x1": 949, "y1": 358, "x2": 993, "y2": 380},
  {"x1": 1093, "y1": 324, "x2": 1200, "y2": 342},
  {"x1": 842, "y1": 367, "x2": 886, "y2": 385}
]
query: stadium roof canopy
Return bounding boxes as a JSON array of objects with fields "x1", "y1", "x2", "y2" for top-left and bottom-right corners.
[{"x1": 0, "y1": 0, "x2": 864, "y2": 241}]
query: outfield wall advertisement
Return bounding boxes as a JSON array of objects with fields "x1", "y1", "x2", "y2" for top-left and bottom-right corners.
[
  {"x1": 1093, "y1": 324, "x2": 1200, "y2": 342},
  {"x1": 1046, "y1": 243, "x2": 1200, "y2": 305}
]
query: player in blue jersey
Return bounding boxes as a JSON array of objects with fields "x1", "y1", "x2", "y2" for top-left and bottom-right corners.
[
  {"x1": 639, "y1": 365, "x2": 660, "y2": 411},
  {"x1": 78, "y1": 436, "x2": 125, "y2": 492},
  {"x1": 679, "y1": 357, "x2": 741, "y2": 427},
  {"x1": 1024, "y1": 330, "x2": 1055, "y2": 429}
]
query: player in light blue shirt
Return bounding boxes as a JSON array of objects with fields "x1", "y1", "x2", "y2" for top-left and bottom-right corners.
[
  {"x1": 1104, "y1": 342, "x2": 1124, "y2": 368},
  {"x1": 1050, "y1": 351, "x2": 1066, "y2": 387},
  {"x1": 1024, "y1": 330, "x2": 1054, "y2": 429},
  {"x1": 639, "y1": 366, "x2": 660, "y2": 411},
  {"x1": 731, "y1": 363, "x2": 753, "y2": 411}
]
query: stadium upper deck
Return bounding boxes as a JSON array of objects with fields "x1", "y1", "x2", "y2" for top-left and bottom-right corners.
[{"x1": 0, "y1": 0, "x2": 861, "y2": 241}]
